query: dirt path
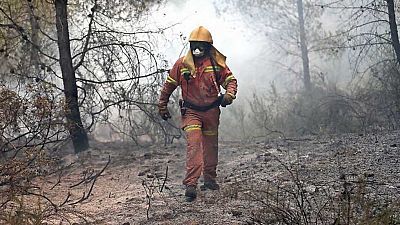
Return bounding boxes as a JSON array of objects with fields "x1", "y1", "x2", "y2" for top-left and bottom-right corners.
[{"x1": 45, "y1": 131, "x2": 400, "y2": 224}]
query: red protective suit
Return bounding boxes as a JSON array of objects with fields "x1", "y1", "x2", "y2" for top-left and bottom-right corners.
[{"x1": 158, "y1": 26, "x2": 237, "y2": 187}]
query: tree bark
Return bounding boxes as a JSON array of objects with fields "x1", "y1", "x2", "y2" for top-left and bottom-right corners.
[
  {"x1": 387, "y1": 0, "x2": 400, "y2": 65},
  {"x1": 297, "y1": 0, "x2": 311, "y2": 91},
  {"x1": 54, "y1": 0, "x2": 89, "y2": 153},
  {"x1": 27, "y1": 1, "x2": 40, "y2": 75}
]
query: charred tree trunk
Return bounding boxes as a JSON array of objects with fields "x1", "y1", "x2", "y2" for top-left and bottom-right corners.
[
  {"x1": 387, "y1": 0, "x2": 400, "y2": 65},
  {"x1": 387, "y1": 0, "x2": 400, "y2": 127},
  {"x1": 54, "y1": 0, "x2": 89, "y2": 153},
  {"x1": 297, "y1": 0, "x2": 311, "y2": 91},
  {"x1": 27, "y1": 0, "x2": 40, "y2": 74}
]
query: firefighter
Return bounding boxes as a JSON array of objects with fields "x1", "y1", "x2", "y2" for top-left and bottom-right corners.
[{"x1": 158, "y1": 26, "x2": 238, "y2": 202}]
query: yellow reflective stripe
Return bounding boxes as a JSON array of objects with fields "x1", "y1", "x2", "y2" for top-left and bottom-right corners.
[
  {"x1": 222, "y1": 75, "x2": 235, "y2": 88},
  {"x1": 166, "y1": 76, "x2": 178, "y2": 85},
  {"x1": 204, "y1": 66, "x2": 221, "y2": 73},
  {"x1": 227, "y1": 92, "x2": 236, "y2": 99},
  {"x1": 184, "y1": 124, "x2": 202, "y2": 132},
  {"x1": 180, "y1": 68, "x2": 190, "y2": 73},
  {"x1": 203, "y1": 130, "x2": 218, "y2": 136}
]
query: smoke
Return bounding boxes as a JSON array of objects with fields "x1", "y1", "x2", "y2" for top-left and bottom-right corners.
[{"x1": 152, "y1": 0, "x2": 275, "y2": 97}]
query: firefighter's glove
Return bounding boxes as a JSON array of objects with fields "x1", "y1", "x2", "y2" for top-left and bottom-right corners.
[
  {"x1": 220, "y1": 93, "x2": 235, "y2": 107},
  {"x1": 159, "y1": 105, "x2": 172, "y2": 120}
]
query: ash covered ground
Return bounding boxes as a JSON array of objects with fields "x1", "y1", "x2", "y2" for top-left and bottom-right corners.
[{"x1": 45, "y1": 130, "x2": 400, "y2": 224}]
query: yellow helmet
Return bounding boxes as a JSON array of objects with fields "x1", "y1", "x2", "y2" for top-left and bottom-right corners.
[{"x1": 188, "y1": 26, "x2": 213, "y2": 44}]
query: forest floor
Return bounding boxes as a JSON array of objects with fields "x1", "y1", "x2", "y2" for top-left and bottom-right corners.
[{"x1": 44, "y1": 130, "x2": 400, "y2": 225}]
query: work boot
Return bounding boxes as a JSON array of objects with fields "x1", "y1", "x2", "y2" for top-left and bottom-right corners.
[
  {"x1": 185, "y1": 185, "x2": 197, "y2": 202},
  {"x1": 200, "y1": 180, "x2": 220, "y2": 191}
]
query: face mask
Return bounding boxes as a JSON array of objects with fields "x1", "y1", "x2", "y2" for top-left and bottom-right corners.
[
  {"x1": 192, "y1": 48, "x2": 205, "y2": 57},
  {"x1": 190, "y1": 41, "x2": 209, "y2": 58}
]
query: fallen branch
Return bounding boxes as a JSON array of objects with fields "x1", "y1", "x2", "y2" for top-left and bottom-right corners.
[{"x1": 68, "y1": 155, "x2": 111, "y2": 205}]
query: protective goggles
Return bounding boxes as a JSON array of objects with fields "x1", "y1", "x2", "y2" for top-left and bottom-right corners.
[{"x1": 189, "y1": 41, "x2": 210, "y2": 52}]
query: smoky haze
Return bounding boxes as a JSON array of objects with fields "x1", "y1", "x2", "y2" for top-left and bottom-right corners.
[
  {"x1": 152, "y1": 0, "x2": 276, "y2": 95},
  {"x1": 152, "y1": 0, "x2": 357, "y2": 98},
  {"x1": 148, "y1": 0, "x2": 362, "y2": 140},
  {"x1": 2, "y1": 1, "x2": 400, "y2": 223}
]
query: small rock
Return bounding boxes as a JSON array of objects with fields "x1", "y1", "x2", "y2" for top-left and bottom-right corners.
[
  {"x1": 163, "y1": 212, "x2": 175, "y2": 219},
  {"x1": 122, "y1": 222, "x2": 130, "y2": 225},
  {"x1": 364, "y1": 173, "x2": 374, "y2": 178},
  {"x1": 147, "y1": 173, "x2": 155, "y2": 178},
  {"x1": 304, "y1": 185, "x2": 316, "y2": 194},
  {"x1": 263, "y1": 152, "x2": 272, "y2": 157},
  {"x1": 390, "y1": 143, "x2": 397, "y2": 147},
  {"x1": 144, "y1": 153, "x2": 152, "y2": 159},
  {"x1": 138, "y1": 171, "x2": 146, "y2": 176},
  {"x1": 231, "y1": 209, "x2": 242, "y2": 217}
]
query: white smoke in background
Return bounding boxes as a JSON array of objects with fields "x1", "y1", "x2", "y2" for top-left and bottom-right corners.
[
  {"x1": 152, "y1": 1, "x2": 352, "y2": 95},
  {"x1": 148, "y1": 0, "x2": 358, "y2": 141},
  {"x1": 151, "y1": 0, "x2": 275, "y2": 96}
]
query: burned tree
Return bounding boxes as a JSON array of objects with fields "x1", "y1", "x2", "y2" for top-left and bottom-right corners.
[
  {"x1": 297, "y1": 0, "x2": 311, "y2": 91},
  {"x1": 54, "y1": 0, "x2": 89, "y2": 153},
  {"x1": 387, "y1": 0, "x2": 400, "y2": 65},
  {"x1": 1, "y1": 0, "x2": 172, "y2": 223},
  {"x1": 320, "y1": 0, "x2": 400, "y2": 128},
  {"x1": 1, "y1": 0, "x2": 173, "y2": 152},
  {"x1": 216, "y1": 0, "x2": 330, "y2": 91}
]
